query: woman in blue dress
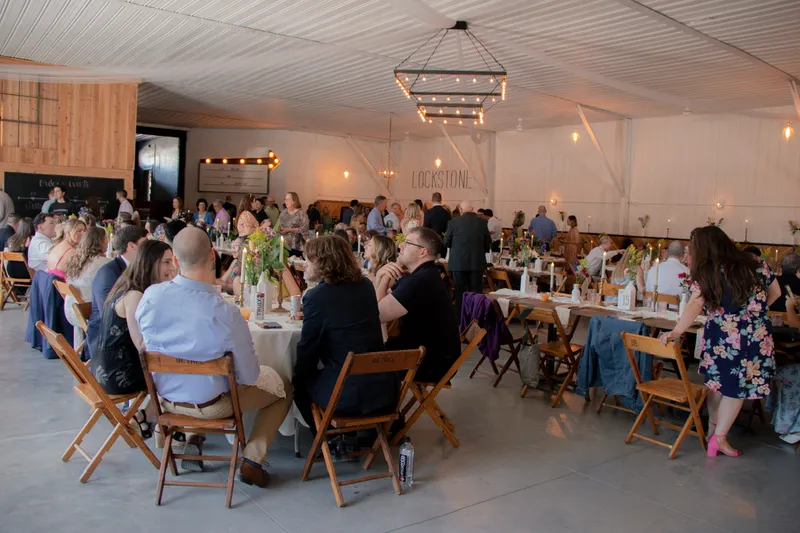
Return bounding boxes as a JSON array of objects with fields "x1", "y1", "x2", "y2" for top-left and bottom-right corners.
[
  {"x1": 192, "y1": 197, "x2": 214, "y2": 226},
  {"x1": 662, "y1": 226, "x2": 780, "y2": 457}
]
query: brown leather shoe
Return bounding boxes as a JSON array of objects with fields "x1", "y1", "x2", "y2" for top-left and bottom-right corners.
[{"x1": 239, "y1": 458, "x2": 270, "y2": 488}]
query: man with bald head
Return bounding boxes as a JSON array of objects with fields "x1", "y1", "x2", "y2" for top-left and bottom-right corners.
[
  {"x1": 136, "y1": 227, "x2": 292, "y2": 488},
  {"x1": 443, "y1": 200, "x2": 491, "y2": 319},
  {"x1": 528, "y1": 205, "x2": 558, "y2": 250},
  {"x1": 644, "y1": 240, "x2": 689, "y2": 297}
]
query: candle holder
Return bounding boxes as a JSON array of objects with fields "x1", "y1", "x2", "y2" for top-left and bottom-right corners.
[
  {"x1": 271, "y1": 267, "x2": 289, "y2": 313},
  {"x1": 652, "y1": 288, "x2": 659, "y2": 312}
]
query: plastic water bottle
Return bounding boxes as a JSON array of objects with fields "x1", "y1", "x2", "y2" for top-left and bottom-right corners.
[{"x1": 398, "y1": 437, "x2": 415, "y2": 491}]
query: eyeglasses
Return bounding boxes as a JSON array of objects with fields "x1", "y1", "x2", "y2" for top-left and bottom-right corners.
[{"x1": 403, "y1": 240, "x2": 425, "y2": 250}]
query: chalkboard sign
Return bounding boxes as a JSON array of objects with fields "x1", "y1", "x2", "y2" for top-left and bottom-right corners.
[{"x1": 2, "y1": 172, "x2": 125, "y2": 219}]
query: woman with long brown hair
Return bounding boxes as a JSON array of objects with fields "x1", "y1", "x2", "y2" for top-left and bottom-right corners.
[
  {"x1": 164, "y1": 196, "x2": 184, "y2": 222},
  {"x1": 365, "y1": 235, "x2": 397, "y2": 284},
  {"x1": 47, "y1": 218, "x2": 86, "y2": 279},
  {"x1": 64, "y1": 227, "x2": 111, "y2": 334},
  {"x1": 401, "y1": 202, "x2": 422, "y2": 234},
  {"x1": 661, "y1": 225, "x2": 780, "y2": 457},
  {"x1": 278, "y1": 191, "x2": 309, "y2": 257},
  {"x1": 293, "y1": 236, "x2": 394, "y2": 436},
  {"x1": 564, "y1": 215, "x2": 581, "y2": 272}
]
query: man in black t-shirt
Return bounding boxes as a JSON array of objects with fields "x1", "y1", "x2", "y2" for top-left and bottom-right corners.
[
  {"x1": 376, "y1": 227, "x2": 460, "y2": 383},
  {"x1": 46, "y1": 185, "x2": 76, "y2": 217}
]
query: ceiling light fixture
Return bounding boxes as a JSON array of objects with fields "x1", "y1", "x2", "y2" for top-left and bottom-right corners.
[
  {"x1": 376, "y1": 114, "x2": 399, "y2": 179},
  {"x1": 571, "y1": 130, "x2": 580, "y2": 143},
  {"x1": 343, "y1": 169, "x2": 349, "y2": 179},
  {"x1": 394, "y1": 21, "x2": 507, "y2": 125},
  {"x1": 434, "y1": 157, "x2": 442, "y2": 168},
  {"x1": 783, "y1": 121, "x2": 794, "y2": 141}
]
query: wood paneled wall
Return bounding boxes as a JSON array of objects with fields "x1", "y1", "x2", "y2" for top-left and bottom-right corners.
[{"x1": 0, "y1": 57, "x2": 137, "y2": 189}]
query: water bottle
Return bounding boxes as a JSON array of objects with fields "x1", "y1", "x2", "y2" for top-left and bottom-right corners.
[{"x1": 398, "y1": 437, "x2": 415, "y2": 491}]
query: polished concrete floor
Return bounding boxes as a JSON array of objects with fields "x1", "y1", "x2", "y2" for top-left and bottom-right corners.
[{"x1": 1, "y1": 306, "x2": 797, "y2": 533}]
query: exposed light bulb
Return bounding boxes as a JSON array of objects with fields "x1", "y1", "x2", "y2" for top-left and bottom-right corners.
[
  {"x1": 432, "y1": 96, "x2": 436, "y2": 101},
  {"x1": 256, "y1": 158, "x2": 263, "y2": 164},
  {"x1": 492, "y1": 97, "x2": 496, "y2": 102},
  {"x1": 461, "y1": 97, "x2": 465, "y2": 102},
  {"x1": 443, "y1": 119, "x2": 448, "y2": 124},
  {"x1": 456, "y1": 76, "x2": 460, "y2": 82},
  {"x1": 476, "y1": 97, "x2": 480, "y2": 102},
  {"x1": 456, "y1": 109, "x2": 460, "y2": 115},
  {"x1": 405, "y1": 76, "x2": 409, "y2": 81},
  {"x1": 783, "y1": 121, "x2": 794, "y2": 141},
  {"x1": 571, "y1": 130, "x2": 580, "y2": 143},
  {"x1": 434, "y1": 157, "x2": 442, "y2": 168},
  {"x1": 275, "y1": 158, "x2": 280, "y2": 164},
  {"x1": 268, "y1": 151, "x2": 274, "y2": 157},
  {"x1": 446, "y1": 97, "x2": 450, "y2": 101},
  {"x1": 459, "y1": 119, "x2": 463, "y2": 125},
  {"x1": 422, "y1": 75, "x2": 427, "y2": 81},
  {"x1": 205, "y1": 158, "x2": 211, "y2": 164},
  {"x1": 222, "y1": 158, "x2": 228, "y2": 164},
  {"x1": 343, "y1": 169, "x2": 349, "y2": 179},
  {"x1": 472, "y1": 76, "x2": 477, "y2": 83},
  {"x1": 239, "y1": 158, "x2": 246, "y2": 164},
  {"x1": 268, "y1": 163, "x2": 274, "y2": 169},
  {"x1": 439, "y1": 108, "x2": 443, "y2": 113}
]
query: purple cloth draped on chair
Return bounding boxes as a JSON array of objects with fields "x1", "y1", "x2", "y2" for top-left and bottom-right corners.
[
  {"x1": 460, "y1": 292, "x2": 513, "y2": 361},
  {"x1": 24, "y1": 270, "x2": 73, "y2": 359}
]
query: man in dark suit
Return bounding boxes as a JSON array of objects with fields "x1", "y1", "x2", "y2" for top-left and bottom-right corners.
[
  {"x1": 444, "y1": 200, "x2": 491, "y2": 320},
  {"x1": 423, "y1": 191, "x2": 450, "y2": 236},
  {"x1": 85, "y1": 226, "x2": 148, "y2": 359}
]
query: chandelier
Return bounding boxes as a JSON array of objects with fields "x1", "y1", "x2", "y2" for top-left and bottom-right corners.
[
  {"x1": 377, "y1": 114, "x2": 398, "y2": 178},
  {"x1": 394, "y1": 21, "x2": 507, "y2": 125}
]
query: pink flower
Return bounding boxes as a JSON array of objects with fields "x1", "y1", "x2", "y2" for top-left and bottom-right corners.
[
  {"x1": 753, "y1": 324, "x2": 768, "y2": 341},
  {"x1": 725, "y1": 333, "x2": 741, "y2": 350},
  {"x1": 759, "y1": 337, "x2": 774, "y2": 355},
  {"x1": 706, "y1": 380, "x2": 721, "y2": 392},
  {"x1": 747, "y1": 300, "x2": 762, "y2": 314}
]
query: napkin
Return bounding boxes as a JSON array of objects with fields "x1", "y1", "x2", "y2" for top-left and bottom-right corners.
[
  {"x1": 253, "y1": 365, "x2": 286, "y2": 398},
  {"x1": 489, "y1": 289, "x2": 526, "y2": 297}
]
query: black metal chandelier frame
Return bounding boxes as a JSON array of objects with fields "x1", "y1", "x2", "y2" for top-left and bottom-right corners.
[{"x1": 394, "y1": 21, "x2": 507, "y2": 125}]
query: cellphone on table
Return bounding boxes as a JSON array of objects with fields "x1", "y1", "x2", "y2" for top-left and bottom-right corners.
[{"x1": 256, "y1": 322, "x2": 283, "y2": 329}]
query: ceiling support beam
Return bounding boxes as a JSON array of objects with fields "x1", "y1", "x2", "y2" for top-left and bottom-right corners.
[
  {"x1": 614, "y1": 0, "x2": 797, "y2": 82},
  {"x1": 436, "y1": 123, "x2": 489, "y2": 198},
  {"x1": 577, "y1": 105, "x2": 625, "y2": 198},
  {"x1": 346, "y1": 135, "x2": 390, "y2": 197},
  {"x1": 790, "y1": 81, "x2": 800, "y2": 119}
]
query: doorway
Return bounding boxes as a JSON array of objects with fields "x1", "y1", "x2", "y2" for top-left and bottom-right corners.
[{"x1": 133, "y1": 126, "x2": 187, "y2": 222}]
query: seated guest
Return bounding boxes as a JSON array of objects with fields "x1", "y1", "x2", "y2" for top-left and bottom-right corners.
[
  {"x1": 237, "y1": 210, "x2": 259, "y2": 239},
  {"x1": 0, "y1": 213, "x2": 22, "y2": 251},
  {"x1": 251, "y1": 197, "x2": 268, "y2": 225},
  {"x1": 94, "y1": 241, "x2": 175, "y2": 396},
  {"x1": 47, "y1": 218, "x2": 86, "y2": 279},
  {"x1": 365, "y1": 235, "x2": 397, "y2": 285},
  {"x1": 586, "y1": 236, "x2": 620, "y2": 277},
  {"x1": 28, "y1": 213, "x2": 57, "y2": 272},
  {"x1": 776, "y1": 296, "x2": 800, "y2": 444},
  {"x1": 64, "y1": 227, "x2": 111, "y2": 331},
  {"x1": 86, "y1": 226, "x2": 148, "y2": 359},
  {"x1": 212, "y1": 199, "x2": 231, "y2": 230},
  {"x1": 771, "y1": 253, "x2": 800, "y2": 312},
  {"x1": 742, "y1": 246, "x2": 762, "y2": 260},
  {"x1": 644, "y1": 241, "x2": 689, "y2": 295},
  {"x1": 136, "y1": 227, "x2": 292, "y2": 486},
  {"x1": 333, "y1": 228, "x2": 349, "y2": 242},
  {"x1": 375, "y1": 227, "x2": 461, "y2": 383},
  {"x1": 222, "y1": 195, "x2": 237, "y2": 218},
  {"x1": 193, "y1": 198, "x2": 214, "y2": 226},
  {"x1": 345, "y1": 228, "x2": 358, "y2": 251},
  {"x1": 163, "y1": 219, "x2": 187, "y2": 246},
  {"x1": 217, "y1": 237, "x2": 243, "y2": 295},
  {"x1": 3, "y1": 217, "x2": 34, "y2": 296},
  {"x1": 238, "y1": 194, "x2": 254, "y2": 221},
  {"x1": 293, "y1": 236, "x2": 396, "y2": 433}
]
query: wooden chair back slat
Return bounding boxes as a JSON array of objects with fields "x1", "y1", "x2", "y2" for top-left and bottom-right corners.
[
  {"x1": 643, "y1": 291, "x2": 681, "y2": 306},
  {"x1": 622, "y1": 333, "x2": 680, "y2": 361},
  {"x1": 486, "y1": 269, "x2": 512, "y2": 291},
  {"x1": 73, "y1": 302, "x2": 92, "y2": 333},
  {"x1": 140, "y1": 351, "x2": 233, "y2": 376},
  {"x1": 460, "y1": 319, "x2": 483, "y2": 344},
  {"x1": 36, "y1": 321, "x2": 89, "y2": 385},
  {"x1": 600, "y1": 282, "x2": 627, "y2": 297},
  {"x1": 281, "y1": 267, "x2": 302, "y2": 297},
  {"x1": 344, "y1": 348, "x2": 426, "y2": 376},
  {"x1": 53, "y1": 280, "x2": 84, "y2": 302}
]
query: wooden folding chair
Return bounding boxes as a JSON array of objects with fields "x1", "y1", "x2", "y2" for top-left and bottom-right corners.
[
  {"x1": 53, "y1": 279, "x2": 84, "y2": 303},
  {"x1": 468, "y1": 299, "x2": 524, "y2": 387},
  {"x1": 389, "y1": 321, "x2": 487, "y2": 448},
  {"x1": 72, "y1": 302, "x2": 93, "y2": 356},
  {"x1": 0, "y1": 251, "x2": 33, "y2": 310},
  {"x1": 519, "y1": 307, "x2": 584, "y2": 407},
  {"x1": 599, "y1": 281, "x2": 627, "y2": 301},
  {"x1": 621, "y1": 332, "x2": 707, "y2": 459},
  {"x1": 301, "y1": 348, "x2": 425, "y2": 507},
  {"x1": 139, "y1": 351, "x2": 245, "y2": 508},
  {"x1": 281, "y1": 266, "x2": 303, "y2": 297},
  {"x1": 556, "y1": 274, "x2": 576, "y2": 294},
  {"x1": 34, "y1": 321, "x2": 160, "y2": 482},
  {"x1": 486, "y1": 268, "x2": 513, "y2": 291},
  {"x1": 642, "y1": 291, "x2": 681, "y2": 306}
]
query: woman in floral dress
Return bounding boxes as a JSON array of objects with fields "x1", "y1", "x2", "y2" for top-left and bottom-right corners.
[
  {"x1": 278, "y1": 191, "x2": 309, "y2": 257},
  {"x1": 662, "y1": 226, "x2": 780, "y2": 456}
]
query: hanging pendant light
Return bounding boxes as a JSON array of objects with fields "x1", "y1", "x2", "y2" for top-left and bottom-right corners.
[
  {"x1": 571, "y1": 130, "x2": 580, "y2": 143},
  {"x1": 783, "y1": 122, "x2": 794, "y2": 141},
  {"x1": 434, "y1": 157, "x2": 442, "y2": 168}
]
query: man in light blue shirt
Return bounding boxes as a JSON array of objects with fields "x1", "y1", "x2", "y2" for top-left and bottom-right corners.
[
  {"x1": 528, "y1": 205, "x2": 558, "y2": 250},
  {"x1": 136, "y1": 226, "x2": 292, "y2": 488},
  {"x1": 367, "y1": 195, "x2": 388, "y2": 236}
]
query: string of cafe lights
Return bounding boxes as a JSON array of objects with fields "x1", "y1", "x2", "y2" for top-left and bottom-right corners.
[{"x1": 202, "y1": 150, "x2": 281, "y2": 170}]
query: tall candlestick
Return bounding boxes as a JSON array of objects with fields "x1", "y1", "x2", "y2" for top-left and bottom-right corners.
[
  {"x1": 549, "y1": 262, "x2": 555, "y2": 293},
  {"x1": 240, "y1": 246, "x2": 248, "y2": 305},
  {"x1": 666, "y1": 219, "x2": 671, "y2": 239},
  {"x1": 279, "y1": 236, "x2": 284, "y2": 264},
  {"x1": 357, "y1": 237, "x2": 362, "y2": 256},
  {"x1": 601, "y1": 251, "x2": 607, "y2": 278},
  {"x1": 653, "y1": 258, "x2": 660, "y2": 290},
  {"x1": 745, "y1": 219, "x2": 749, "y2": 242}
]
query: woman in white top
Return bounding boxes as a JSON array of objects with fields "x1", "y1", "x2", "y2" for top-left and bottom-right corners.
[
  {"x1": 401, "y1": 202, "x2": 422, "y2": 234},
  {"x1": 64, "y1": 227, "x2": 111, "y2": 340}
]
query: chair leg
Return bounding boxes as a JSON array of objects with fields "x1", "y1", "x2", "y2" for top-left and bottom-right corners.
[
  {"x1": 63, "y1": 408, "x2": 103, "y2": 462},
  {"x1": 80, "y1": 419, "x2": 124, "y2": 483},
  {"x1": 426, "y1": 403, "x2": 459, "y2": 447},
  {"x1": 625, "y1": 395, "x2": 654, "y2": 444},
  {"x1": 376, "y1": 425, "x2": 402, "y2": 495},
  {"x1": 493, "y1": 350, "x2": 519, "y2": 388},
  {"x1": 520, "y1": 384, "x2": 530, "y2": 398},
  {"x1": 362, "y1": 428, "x2": 384, "y2": 471},
  {"x1": 294, "y1": 418, "x2": 301, "y2": 458},
  {"x1": 551, "y1": 360, "x2": 579, "y2": 408},
  {"x1": 321, "y1": 434, "x2": 344, "y2": 507},
  {"x1": 225, "y1": 435, "x2": 239, "y2": 508},
  {"x1": 596, "y1": 392, "x2": 609, "y2": 414},
  {"x1": 669, "y1": 409, "x2": 697, "y2": 459},
  {"x1": 300, "y1": 407, "x2": 326, "y2": 482},
  {"x1": 469, "y1": 354, "x2": 489, "y2": 378},
  {"x1": 156, "y1": 430, "x2": 174, "y2": 505}
]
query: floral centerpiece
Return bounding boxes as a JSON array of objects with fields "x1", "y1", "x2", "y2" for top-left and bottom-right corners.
[
  {"x1": 242, "y1": 223, "x2": 287, "y2": 286},
  {"x1": 707, "y1": 217, "x2": 724, "y2": 227},
  {"x1": 623, "y1": 245, "x2": 644, "y2": 283},
  {"x1": 574, "y1": 258, "x2": 590, "y2": 285},
  {"x1": 677, "y1": 272, "x2": 691, "y2": 294},
  {"x1": 510, "y1": 238, "x2": 534, "y2": 265},
  {"x1": 394, "y1": 232, "x2": 406, "y2": 245}
]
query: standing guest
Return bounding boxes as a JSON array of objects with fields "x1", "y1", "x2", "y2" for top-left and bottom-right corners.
[
  {"x1": 238, "y1": 194, "x2": 254, "y2": 221},
  {"x1": 443, "y1": 201, "x2": 491, "y2": 319},
  {"x1": 770, "y1": 253, "x2": 800, "y2": 312},
  {"x1": 46, "y1": 185, "x2": 76, "y2": 217},
  {"x1": 279, "y1": 191, "x2": 309, "y2": 257},
  {"x1": 163, "y1": 219, "x2": 187, "y2": 247},
  {"x1": 0, "y1": 213, "x2": 22, "y2": 251},
  {"x1": 644, "y1": 241, "x2": 689, "y2": 296},
  {"x1": 293, "y1": 236, "x2": 396, "y2": 433},
  {"x1": 477, "y1": 208, "x2": 486, "y2": 218},
  {"x1": 321, "y1": 206, "x2": 333, "y2": 231},
  {"x1": 484, "y1": 209, "x2": 502, "y2": 253},
  {"x1": 28, "y1": 213, "x2": 57, "y2": 272},
  {"x1": 251, "y1": 197, "x2": 268, "y2": 225},
  {"x1": 236, "y1": 210, "x2": 259, "y2": 239},
  {"x1": 264, "y1": 196, "x2": 280, "y2": 228},
  {"x1": 528, "y1": 205, "x2": 558, "y2": 250},
  {"x1": 586, "y1": 236, "x2": 620, "y2": 277},
  {"x1": 212, "y1": 199, "x2": 231, "y2": 230},
  {"x1": 41, "y1": 188, "x2": 56, "y2": 213},
  {"x1": 86, "y1": 225, "x2": 148, "y2": 359},
  {"x1": 64, "y1": 227, "x2": 111, "y2": 332},
  {"x1": 564, "y1": 215, "x2": 581, "y2": 271},
  {"x1": 47, "y1": 219, "x2": 86, "y2": 279},
  {"x1": 661, "y1": 225, "x2": 780, "y2": 457},
  {"x1": 0, "y1": 188, "x2": 15, "y2": 228},
  {"x1": 341, "y1": 199, "x2": 358, "y2": 225},
  {"x1": 423, "y1": 192, "x2": 450, "y2": 236},
  {"x1": 307, "y1": 201, "x2": 322, "y2": 231},
  {"x1": 776, "y1": 297, "x2": 800, "y2": 443},
  {"x1": 384, "y1": 202, "x2": 404, "y2": 232},
  {"x1": 401, "y1": 203, "x2": 423, "y2": 235},
  {"x1": 193, "y1": 198, "x2": 214, "y2": 226},
  {"x1": 94, "y1": 240, "x2": 175, "y2": 398},
  {"x1": 365, "y1": 235, "x2": 398, "y2": 284},
  {"x1": 136, "y1": 227, "x2": 292, "y2": 485},
  {"x1": 116, "y1": 189, "x2": 134, "y2": 218},
  {"x1": 414, "y1": 199, "x2": 425, "y2": 212},
  {"x1": 512, "y1": 210, "x2": 526, "y2": 239},
  {"x1": 164, "y1": 196, "x2": 184, "y2": 222},
  {"x1": 222, "y1": 195, "x2": 237, "y2": 218},
  {"x1": 367, "y1": 196, "x2": 388, "y2": 236},
  {"x1": 3, "y1": 217, "x2": 34, "y2": 296},
  {"x1": 376, "y1": 227, "x2": 461, "y2": 382}
]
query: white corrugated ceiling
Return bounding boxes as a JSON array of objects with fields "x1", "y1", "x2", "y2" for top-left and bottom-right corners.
[{"x1": 0, "y1": 0, "x2": 798, "y2": 139}]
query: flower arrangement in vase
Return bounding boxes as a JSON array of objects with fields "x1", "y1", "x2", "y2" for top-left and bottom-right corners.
[
  {"x1": 677, "y1": 272, "x2": 692, "y2": 294},
  {"x1": 242, "y1": 223, "x2": 287, "y2": 286},
  {"x1": 510, "y1": 238, "x2": 533, "y2": 266},
  {"x1": 707, "y1": 217, "x2": 724, "y2": 227},
  {"x1": 574, "y1": 258, "x2": 591, "y2": 285},
  {"x1": 624, "y1": 245, "x2": 644, "y2": 283}
]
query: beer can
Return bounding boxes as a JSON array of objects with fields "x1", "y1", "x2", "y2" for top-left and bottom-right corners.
[{"x1": 290, "y1": 295, "x2": 301, "y2": 316}]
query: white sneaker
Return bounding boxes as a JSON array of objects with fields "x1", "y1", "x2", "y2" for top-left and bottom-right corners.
[{"x1": 779, "y1": 433, "x2": 800, "y2": 444}]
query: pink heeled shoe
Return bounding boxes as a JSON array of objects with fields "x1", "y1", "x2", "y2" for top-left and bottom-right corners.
[{"x1": 707, "y1": 434, "x2": 742, "y2": 457}]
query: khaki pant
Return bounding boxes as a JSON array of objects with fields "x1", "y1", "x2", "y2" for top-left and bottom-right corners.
[{"x1": 161, "y1": 376, "x2": 293, "y2": 465}]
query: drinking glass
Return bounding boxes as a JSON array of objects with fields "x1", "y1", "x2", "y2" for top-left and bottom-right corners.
[{"x1": 656, "y1": 301, "x2": 668, "y2": 316}]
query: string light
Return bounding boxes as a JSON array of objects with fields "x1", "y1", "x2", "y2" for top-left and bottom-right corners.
[
  {"x1": 443, "y1": 119, "x2": 448, "y2": 124},
  {"x1": 205, "y1": 158, "x2": 211, "y2": 163},
  {"x1": 239, "y1": 158, "x2": 245, "y2": 164},
  {"x1": 257, "y1": 158, "x2": 263, "y2": 164},
  {"x1": 783, "y1": 122, "x2": 794, "y2": 141},
  {"x1": 432, "y1": 97, "x2": 436, "y2": 101},
  {"x1": 472, "y1": 76, "x2": 477, "y2": 83},
  {"x1": 222, "y1": 158, "x2": 228, "y2": 164},
  {"x1": 461, "y1": 97, "x2": 466, "y2": 102},
  {"x1": 422, "y1": 75, "x2": 427, "y2": 81},
  {"x1": 456, "y1": 76, "x2": 460, "y2": 82},
  {"x1": 459, "y1": 119, "x2": 463, "y2": 125},
  {"x1": 501, "y1": 77, "x2": 507, "y2": 100}
]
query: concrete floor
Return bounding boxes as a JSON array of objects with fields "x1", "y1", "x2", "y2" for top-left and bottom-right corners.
[{"x1": 1, "y1": 306, "x2": 797, "y2": 533}]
